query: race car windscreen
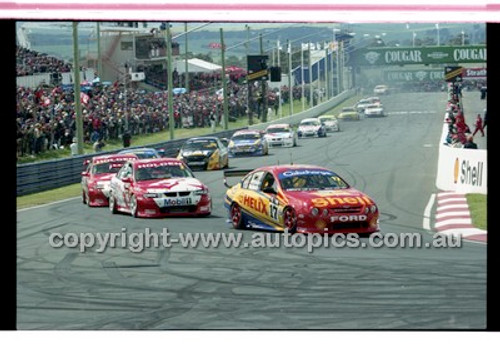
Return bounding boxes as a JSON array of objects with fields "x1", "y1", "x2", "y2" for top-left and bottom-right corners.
[
  {"x1": 300, "y1": 120, "x2": 320, "y2": 126},
  {"x1": 232, "y1": 133, "x2": 261, "y2": 140},
  {"x1": 135, "y1": 163, "x2": 194, "y2": 181},
  {"x1": 182, "y1": 140, "x2": 218, "y2": 151},
  {"x1": 278, "y1": 169, "x2": 349, "y2": 191},
  {"x1": 266, "y1": 127, "x2": 290, "y2": 133}
]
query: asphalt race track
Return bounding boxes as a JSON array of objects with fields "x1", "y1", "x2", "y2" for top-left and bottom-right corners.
[{"x1": 17, "y1": 91, "x2": 487, "y2": 329}]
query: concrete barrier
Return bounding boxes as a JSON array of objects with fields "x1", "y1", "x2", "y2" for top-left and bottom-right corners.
[{"x1": 248, "y1": 89, "x2": 356, "y2": 130}]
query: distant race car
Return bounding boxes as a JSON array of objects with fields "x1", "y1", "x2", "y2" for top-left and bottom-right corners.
[
  {"x1": 297, "y1": 118, "x2": 327, "y2": 138},
  {"x1": 355, "y1": 99, "x2": 373, "y2": 113},
  {"x1": 363, "y1": 103, "x2": 385, "y2": 117},
  {"x1": 228, "y1": 129, "x2": 269, "y2": 157},
  {"x1": 317, "y1": 115, "x2": 340, "y2": 132},
  {"x1": 373, "y1": 85, "x2": 389, "y2": 95},
  {"x1": 177, "y1": 136, "x2": 229, "y2": 170},
  {"x1": 108, "y1": 158, "x2": 211, "y2": 218},
  {"x1": 263, "y1": 123, "x2": 298, "y2": 148},
  {"x1": 81, "y1": 153, "x2": 138, "y2": 207},
  {"x1": 338, "y1": 107, "x2": 361, "y2": 121},
  {"x1": 223, "y1": 165, "x2": 379, "y2": 234},
  {"x1": 366, "y1": 96, "x2": 382, "y2": 106},
  {"x1": 118, "y1": 147, "x2": 164, "y2": 159}
]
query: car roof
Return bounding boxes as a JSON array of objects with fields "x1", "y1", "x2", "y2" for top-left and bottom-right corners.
[
  {"x1": 186, "y1": 136, "x2": 219, "y2": 142},
  {"x1": 119, "y1": 147, "x2": 158, "y2": 153},
  {"x1": 251, "y1": 164, "x2": 338, "y2": 176},
  {"x1": 233, "y1": 130, "x2": 261, "y2": 136},
  {"x1": 300, "y1": 118, "x2": 319, "y2": 122}
]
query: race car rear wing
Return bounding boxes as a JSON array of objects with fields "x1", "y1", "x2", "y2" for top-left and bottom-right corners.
[{"x1": 223, "y1": 169, "x2": 254, "y2": 188}]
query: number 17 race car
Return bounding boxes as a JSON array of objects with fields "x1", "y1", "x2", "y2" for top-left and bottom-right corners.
[{"x1": 224, "y1": 165, "x2": 379, "y2": 234}]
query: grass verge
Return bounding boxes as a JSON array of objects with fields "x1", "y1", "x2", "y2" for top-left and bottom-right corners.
[
  {"x1": 17, "y1": 183, "x2": 82, "y2": 210},
  {"x1": 466, "y1": 194, "x2": 487, "y2": 231}
]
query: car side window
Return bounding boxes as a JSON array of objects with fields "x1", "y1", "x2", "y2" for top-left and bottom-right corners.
[
  {"x1": 260, "y1": 172, "x2": 277, "y2": 191},
  {"x1": 248, "y1": 171, "x2": 264, "y2": 191}
]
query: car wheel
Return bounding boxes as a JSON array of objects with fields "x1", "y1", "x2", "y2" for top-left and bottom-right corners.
[
  {"x1": 129, "y1": 195, "x2": 138, "y2": 218},
  {"x1": 293, "y1": 137, "x2": 297, "y2": 147},
  {"x1": 109, "y1": 193, "x2": 117, "y2": 214},
  {"x1": 85, "y1": 191, "x2": 91, "y2": 207},
  {"x1": 82, "y1": 191, "x2": 87, "y2": 204},
  {"x1": 230, "y1": 203, "x2": 245, "y2": 229},
  {"x1": 283, "y1": 206, "x2": 297, "y2": 233}
]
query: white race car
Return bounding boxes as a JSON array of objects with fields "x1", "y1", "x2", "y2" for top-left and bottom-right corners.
[
  {"x1": 297, "y1": 118, "x2": 327, "y2": 138},
  {"x1": 318, "y1": 115, "x2": 340, "y2": 132},
  {"x1": 364, "y1": 103, "x2": 385, "y2": 117},
  {"x1": 264, "y1": 123, "x2": 298, "y2": 147},
  {"x1": 373, "y1": 85, "x2": 389, "y2": 95}
]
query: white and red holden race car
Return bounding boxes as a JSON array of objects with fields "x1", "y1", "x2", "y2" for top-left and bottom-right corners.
[{"x1": 108, "y1": 158, "x2": 212, "y2": 218}]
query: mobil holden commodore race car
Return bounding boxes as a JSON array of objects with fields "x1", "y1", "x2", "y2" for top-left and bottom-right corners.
[
  {"x1": 108, "y1": 158, "x2": 211, "y2": 218},
  {"x1": 297, "y1": 118, "x2": 327, "y2": 138},
  {"x1": 118, "y1": 147, "x2": 164, "y2": 159},
  {"x1": 177, "y1": 136, "x2": 229, "y2": 170},
  {"x1": 263, "y1": 123, "x2": 298, "y2": 148},
  {"x1": 338, "y1": 107, "x2": 361, "y2": 121},
  {"x1": 81, "y1": 153, "x2": 138, "y2": 207},
  {"x1": 317, "y1": 115, "x2": 340, "y2": 132},
  {"x1": 228, "y1": 130, "x2": 269, "y2": 157},
  {"x1": 224, "y1": 165, "x2": 379, "y2": 234},
  {"x1": 363, "y1": 103, "x2": 385, "y2": 117}
]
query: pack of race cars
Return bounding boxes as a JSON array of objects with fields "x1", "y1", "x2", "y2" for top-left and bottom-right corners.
[{"x1": 81, "y1": 94, "x2": 385, "y2": 234}]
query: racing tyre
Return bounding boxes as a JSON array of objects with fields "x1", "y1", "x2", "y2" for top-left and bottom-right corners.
[
  {"x1": 283, "y1": 206, "x2": 297, "y2": 234},
  {"x1": 85, "y1": 191, "x2": 91, "y2": 207},
  {"x1": 230, "y1": 203, "x2": 245, "y2": 229},
  {"x1": 130, "y1": 195, "x2": 139, "y2": 218},
  {"x1": 82, "y1": 191, "x2": 87, "y2": 204},
  {"x1": 109, "y1": 194, "x2": 117, "y2": 214}
]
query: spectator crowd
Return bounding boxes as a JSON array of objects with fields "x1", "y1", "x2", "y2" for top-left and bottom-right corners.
[
  {"x1": 16, "y1": 47, "x2": 72, "y2": 76},
  {"x1": 16, "y1": 47, "x2": 326, "y2": 160}
]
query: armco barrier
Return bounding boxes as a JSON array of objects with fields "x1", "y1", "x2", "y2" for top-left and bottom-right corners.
[
  {"x1": 436, "y1": 120, "x2": 487, "y2": 194},
  {"x1": 248, "y1": 89, "x2": 356, "y2": 130},
  {"x1": 17, "y1": 128, "x2": 246, "y2": 196}
]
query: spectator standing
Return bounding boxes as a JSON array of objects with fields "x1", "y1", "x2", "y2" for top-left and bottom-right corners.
[
  {"x1": 122, "y1": 131, "x2": 131, "y2": 148},
  {"x1": 463, "y1": 135, "x2": 478, "y2": 149},
  {"x1": 93, "y1": 138, "x2": 106, "y2": 152},
  {"x1": 472, "y1": 113, "x2": 485, "y2": 137},
  {"x1": 70, "y1": 137, "x2": 78, "y2": 156}
]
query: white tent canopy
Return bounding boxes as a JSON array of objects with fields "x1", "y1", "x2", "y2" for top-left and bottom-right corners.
[{"x1": 174, "y1": 58, "x2": 222, "y2": 74}]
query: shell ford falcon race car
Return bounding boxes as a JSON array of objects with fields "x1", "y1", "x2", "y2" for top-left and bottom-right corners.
[
  {"x1": 338, "y1": 107, "x2": 361, "y2": 121},
  {"x1": 224, "y1": 165, "x2": 379, "y2": 234},
  {"x1": 317, "y1": 115, "x2": 340, "y2": 132},
  {"x1": 108, "y1": 158, "x2": 211, "y2": 218},
  {"x1": 81, "y1": 153, "x2": 138, "y2": 207},
  {"x1": 263, "y1": 123, "x2": 298, "y2": 148},
  {"x1": 228, "y1": 130, "x2": 269, "y2": 157},
  {"x1": 177, "y1": 136, "x2": 229, "y2": 170},
  {"x1": 297, "y1": 118, "x2": 327, "y2": 138}
]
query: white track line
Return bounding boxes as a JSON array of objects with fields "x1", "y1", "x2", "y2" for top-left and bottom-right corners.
[
  {"x1": 17, "y1": 196, "x2": 80, "y2": 212},
  {"x1": 437, "y1": 197, "x2": 467, "y2": 205},
  {"x1": 423, "y1": 193, "x2": 435, "y2": 231},
  {"x1": 436, "y1": 204, "x2": 469, "y2": 212},
  {"x1": 436, "y1": 211, "x2": 471, "y2": 219}
]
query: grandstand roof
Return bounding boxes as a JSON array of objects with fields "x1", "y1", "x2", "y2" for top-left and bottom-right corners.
[{"x1": 174, "y1": 58, "x2": 222, "y2": 74}]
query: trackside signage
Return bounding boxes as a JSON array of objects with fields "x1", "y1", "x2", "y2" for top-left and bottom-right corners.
[
  {"x1": 352, "y1": 45, "x2": 486, "y2": 66},
  {"x1": 384, "y1": 69, "x2": 444, "y2": 82},
  {"x1": 436, "y1": 132, "x2": 487, "y2": 194}
]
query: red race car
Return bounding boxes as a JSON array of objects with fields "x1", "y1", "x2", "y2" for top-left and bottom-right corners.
[
  {"x1": 224, "y1": 165, "x2": 379, "y2": 234},
  {"x1": 81, "y1": 154, "x2": 139, "y2": 207},
  {"x1": 108, "y1": 158, "x2": 212, "y2": 218}
]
